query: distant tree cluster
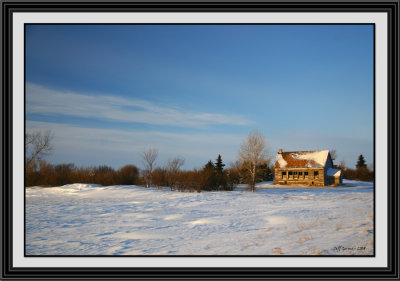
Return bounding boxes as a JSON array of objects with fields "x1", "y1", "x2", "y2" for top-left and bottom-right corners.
[
  {"x1": 149, "y1": 154, "x2": 234, "y2": 192},
  {"x1": 141, "y1": 130, "x2": 273, "y2": 192},
  {"x1": 225, "y1": 160, "x2": 273, "y2": 188},
  {"x1": 342, "y1": 154, "x2": 374, "y2": 182},
  {"x1": 26, "y1": 162, "x2": 140, "y2": 187},
  {"x1": 25, "y1": 130, "x2": 140, "y2": 187}
]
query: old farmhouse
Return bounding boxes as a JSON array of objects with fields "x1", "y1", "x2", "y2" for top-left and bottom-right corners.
[{"x1": 274, "y1": 149, "x2": 343, "y2": 186}]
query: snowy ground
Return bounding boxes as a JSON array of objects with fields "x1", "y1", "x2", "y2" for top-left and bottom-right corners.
[{"x1": 25, "y1": 180, "x2": 374, "y2": 256}]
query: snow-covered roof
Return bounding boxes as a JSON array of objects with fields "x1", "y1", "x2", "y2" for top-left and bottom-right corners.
[
  {"x1": 274, "y1": 150, "x2": 330, "y2": 168},
  {"x1": 275, "y1": 153, "x2": 287, "y2": 168},
  {"x1": 327, "y1": 168, "x2": 342, "y2": 177}
]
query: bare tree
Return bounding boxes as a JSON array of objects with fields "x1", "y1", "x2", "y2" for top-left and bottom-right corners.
[
  {"x1": 330, "y1": 149, "x2": 338, "y2": 161},
  {"x1": 166, "y1": 156, "x2": 185, "y2": 190},
  {"x1": 238, "y1": 130, "x2": 270, "y2": 192},
  {"x1": 25, "y1": 130, "x2": 54, "y2": 169},
  {"x1": 167, "y1": 157, "x2": 184, "y2": 172},
  {"x1": 141, "y1": 147, "x2": 158, "y2": 187}
]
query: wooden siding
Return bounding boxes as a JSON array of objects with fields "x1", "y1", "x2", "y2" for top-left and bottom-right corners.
[{"x1": 274, "y1": 168, "x2": 325, "y2": 186}]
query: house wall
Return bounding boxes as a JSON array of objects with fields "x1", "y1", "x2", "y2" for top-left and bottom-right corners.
[
  {"x1": 326, "y1": 176, "x2": 335, "y2": 186},
  {"x1": 336, "y1": 172, "x2": 343, "y2": 185},
  {"x1": 274, "y1": 168, "x2": 325, "y2": 186},
  {"x1": 324, "y1": 154, "x2": 333, "y2": 185}
]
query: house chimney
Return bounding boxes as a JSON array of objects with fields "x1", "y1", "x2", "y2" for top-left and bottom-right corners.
[{"x1": 278, "y1": 148, "x2": 283, "y2": 154}]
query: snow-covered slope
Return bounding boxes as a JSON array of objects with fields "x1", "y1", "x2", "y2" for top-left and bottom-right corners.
[{"x1": 25, "y1": 180, "x2": 374, "y2": 256}]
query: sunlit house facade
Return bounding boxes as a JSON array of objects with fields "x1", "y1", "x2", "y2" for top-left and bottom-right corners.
[{"x1": 274, "y1": 149, "x2": 343, "y2": 186}]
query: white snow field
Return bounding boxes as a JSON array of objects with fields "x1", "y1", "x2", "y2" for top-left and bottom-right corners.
[{"x1": 26, "y1": 180, "x2": 374, "y2": 256}]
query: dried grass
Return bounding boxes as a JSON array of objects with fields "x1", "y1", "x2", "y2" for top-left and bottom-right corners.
[{"x1": 297, "y1": 235, "x2": 312, "y2": 245}]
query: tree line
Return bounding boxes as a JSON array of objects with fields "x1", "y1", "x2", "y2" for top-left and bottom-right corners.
[
  {"x1": 25, "y1": 153, "x2": 273, "y2": 191},
  {"x1": 25, "y1": 130, "x2": 374, "y2": 190},
  {"x1": 26, "y1": 162, "x2": 139, "y2": 187},
  {"x1": 25, "y1": 130, "x2": 273, "y2": 191}
]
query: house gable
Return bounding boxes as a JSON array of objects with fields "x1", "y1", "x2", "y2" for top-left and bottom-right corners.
[{"x1": 325, "y1": 153, "x2": 334, "y2": 169}]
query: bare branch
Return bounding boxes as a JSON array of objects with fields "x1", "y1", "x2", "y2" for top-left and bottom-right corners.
[
  {"x1": 238, "y1": 130, "x2": 270, "y2": 192},
  {"x1": 25, "y1": 130, "x2": 54, "y2": 168},
  {"x1": 165, "y1": 156, "x2": 185, "y2": 190},
  {"x1": 330, "y1": 149, "x2": 338, "y2": 161},
  {"x1": 141, "y1": 147, "x2": 158, "y2": 171},
  {"x1": 166, "y1": 157, "x2": 185, "y2": 173},
  {"x1": 141, "y1": 147, "x2": 159, "y2": 187}
]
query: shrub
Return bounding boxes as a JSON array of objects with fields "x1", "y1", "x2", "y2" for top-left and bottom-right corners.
[
  {"x1": 116, "y1": 165, "x2": 139, "y2": 185},
  {"x1": 152, "y1": 168, "x2": 168, "y2": 187},
  {"x1": 343, "y1": 167, "x2": 374, "y2": 182}
]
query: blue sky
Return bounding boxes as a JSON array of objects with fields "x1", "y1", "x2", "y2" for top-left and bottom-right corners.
[{"x1": 26, "y1": 24, "x2": 374, "y2": 169}]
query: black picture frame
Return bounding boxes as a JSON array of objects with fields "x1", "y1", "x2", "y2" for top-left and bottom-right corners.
[{"x1": 1, "y1": 1, "x2": 398, "y2": 280}]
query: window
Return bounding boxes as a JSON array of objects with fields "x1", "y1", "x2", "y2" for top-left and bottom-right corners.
[
  {"x1": 304, "y1": 171, "x2": 309, "y2": 178},
  {"x1": 289, "y1": 171, "x2": 293, "y2": 175},
  {"x1": 299, "y1": 172, "x2": 303, "y2": 176},
  {"x1": 294, "y1": 171, "x2": 298, "y2": 175},
  {"x1": 282, "y1": 171, "x2": 286, "y2": 179},
  {"x1": 314, "y1": 171, "x2": 319, "y2": 178}
]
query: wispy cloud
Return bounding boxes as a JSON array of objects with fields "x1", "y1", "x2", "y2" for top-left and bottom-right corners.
[
  {"x1": 26, "y1": 83, "x2": 254, "y2": 128},
  {"x1": 26, "y1": 120, "x2": 373, "y2": 169},
  {"x1": 26, "y1": 121, "x2": 245, "y2": 169}
]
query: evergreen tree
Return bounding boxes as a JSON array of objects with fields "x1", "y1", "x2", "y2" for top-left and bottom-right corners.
[
  {"x1": 356, "y1": 154, "x2": 367, "y2": 169},
  {"x1": 257, "y1": 163, "x2": 273, "y2": 181},
  {"x1": 204, "y1": 160, "x2": 215, "y2": 170},
  {"x1": 214, "y1": 154, "x2": 227, "y2": 189},
  {"x1": 215, "y1": 154, "x2": 225, "y2": 174},
  {"x1": 202, "y1": 160, "x2": 217, "y2": 191}
]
